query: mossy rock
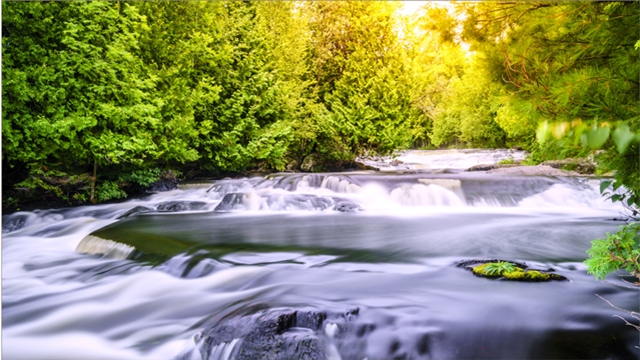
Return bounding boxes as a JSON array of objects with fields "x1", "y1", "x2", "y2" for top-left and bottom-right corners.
[{"x1": 457, "y1": 259, "x2": 568, "y2": 282}]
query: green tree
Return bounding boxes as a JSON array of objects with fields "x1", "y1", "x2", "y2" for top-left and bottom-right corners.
[
  {"x1": 2, "y1": 2, "x2": 198, "y2": 168},
  {"x1": 137, "y1": 1, "x2": 313, "y2": 172},
  {"x1": 305, "y1": 1, "x2": 423, "y2": 160},
  {"x1": 457, "y1": 0, "x2": 640, "y2": 297}
]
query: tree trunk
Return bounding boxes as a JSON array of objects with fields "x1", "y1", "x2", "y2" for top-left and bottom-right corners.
[{"x1": 90, "y1": 161, "x2": 97, "y2": 203}]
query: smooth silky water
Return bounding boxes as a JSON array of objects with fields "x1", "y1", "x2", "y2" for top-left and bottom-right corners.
[{"x1": 2, "y1": 150, "x2": 637, "y2": 359}]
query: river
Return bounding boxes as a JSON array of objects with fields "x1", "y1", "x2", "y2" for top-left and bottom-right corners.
[{"x1": 2, "y1": 149, "x2": 637, "y2": 360}]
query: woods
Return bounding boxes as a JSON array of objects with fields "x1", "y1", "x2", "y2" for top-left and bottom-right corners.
[{"x1": 2, "y1": 1, "x2": 638, "y2": 206}]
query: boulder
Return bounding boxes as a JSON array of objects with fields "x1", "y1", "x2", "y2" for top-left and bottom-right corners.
[
  {"x1": 194, "y1": 307, "x2": 437, "y2": 360},
  {"x1": 301, "y1": 154, "x2": 319, "y2": 172},
  {"x1": 147, "y1": 170, "x2": 178, "y2": 191},
  {"x1": 285, "y1": 159, "x2": 300, "y2": 171},
  {"x1": 198, "y1": 309, "x2": 333, "y2": 360},
  {"x1": 457, "y1": 259, "x2": 568, "y2": 282}
]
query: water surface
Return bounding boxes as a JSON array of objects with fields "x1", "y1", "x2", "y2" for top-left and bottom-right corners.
[{"x1": 3, "y1": 150, "x2": 637, "y2": 359}]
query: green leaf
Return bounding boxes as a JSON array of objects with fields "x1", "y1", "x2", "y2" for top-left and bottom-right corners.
[
  {"x1": 587, "y1": 125, "x2": 610, "y2": 149},
  {"x1": 612, "y1": 125, "x2": 635, "y2": 154},
  {"x1": 536, "y1": 121, "x2": 550, "y2": 144},
  {"x1": 599, "y1": 180, "x2": 612, "y2": 194}
]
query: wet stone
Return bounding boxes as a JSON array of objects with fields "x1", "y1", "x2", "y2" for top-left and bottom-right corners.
[
  {"x1": 332, "y1": 201, "x2": 362, "y2": 213},
  {"x1": 2, "y1": 214, "x2": 29, "y2": 233},
  {"x1": 197, "y1": 307, "x2": 436, "y2": 360},
  {"x1": 200, "y1": 310, "x2": 326, "y2": 360},
  {"x1": 117, "y1": 206, "x2": 153, "y2": 219},
  {"x1": 214, "y1": 193, "x2": 246, "y2": 211},
  {"x1": 155, "y1": 201, "x2": 206, "y2": 212},
  {"x1": 456, "y1": 259, "x2": 569, "y2": 282}
]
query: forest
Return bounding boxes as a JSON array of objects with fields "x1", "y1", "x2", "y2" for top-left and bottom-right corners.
[{"x1": 2, "y1": 1, "x2": 638, "y2": 207}]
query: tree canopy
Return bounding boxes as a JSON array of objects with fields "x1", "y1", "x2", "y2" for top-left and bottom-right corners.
[{"x1": 2, "y1": 1, "x2": 638, "y2": 207}]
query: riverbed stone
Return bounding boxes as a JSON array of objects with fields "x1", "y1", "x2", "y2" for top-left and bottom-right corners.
[
  {"x1": 2, "y1": 213, "x2": 29, "y2": 233},
  {"x1": 541, "y1": 158, "x2": 596, "y2": 174},
  {"x1": 117, "y1": 206, "x2": 153, "y2": 219},
  {"x1": 199, "y1": 310, "x2": 328, "y2": 360},
  {"x1": 486, "y1": 165, "x2": 581, "y2": 176},
  {"x1": 457, "y1": 259, "x2": 568, "y2": 282},
  {"x1": 301, "y1": 154, "x2": 319, "y2": 172},
  {"x1": 197, "y1": 307, "x2": 438, "y2": 360},
  {"x1": 156, "y1": 201, "x2": 206, "y2": 212}
]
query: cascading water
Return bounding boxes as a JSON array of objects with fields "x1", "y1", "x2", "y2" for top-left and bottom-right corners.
[{"x1": 2, "y1": 149, "x2": 637, "y2": 360}]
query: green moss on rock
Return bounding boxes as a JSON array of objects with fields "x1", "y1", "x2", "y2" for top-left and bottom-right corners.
[
  {"x1": 472, "y1": 263, "x2": 522, "y2": 277},
  {"x1": 503, "y1": 269, "x2": 550, "y2": 281}
]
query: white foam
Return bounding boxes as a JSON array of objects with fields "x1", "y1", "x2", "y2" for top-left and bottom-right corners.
[{"x1": 390, "y1": 184, "x2": 465, "y2": 207}]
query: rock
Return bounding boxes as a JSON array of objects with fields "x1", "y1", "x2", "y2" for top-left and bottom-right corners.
[
  {"x1": 189, "y1": 306, "x2": 440, "y2": 360},
  {"x1": 156, "y1": 201, "x2": 206, "y2": 212},
  {"x1": 457, "y1": 259, "x2": 568, "y2": 282},
  {"x1": 117, "y1": 206, "x2": 154, "y2": 219},
  {"x1": 486, "y1": 165, "x2": 581, "y2": 176},
  {"x1": 199, "y1": 310, "x2": 329, "y2": 360},
  {"x1": 541, "y1": 159, "x2": 596, "y2": 174},
  {"x1": 301, "y1": 154, "x2": 319, "y2": 172},
  {"x1": 2, "y1": 213, "x2": 29, "y2": 233},
  {"x1": 333, "y1": 201, "x2": 362, "y2": 213},
  {"x1": 467, "y1": 164, "x2": 497, "y2": 171},
  {"x1": 215, "y1": 193, "x2": 362, "y2": 212},
  {"x1": 512, "y1": 146, "x2": 524, "y2": 151},
  {"x1": 118, "y1": 202, "x2": 206, "y2": 219},
  {"x1": 147, "y1": 170, "x2": 178, "y2": 191},
  {"x1": 214, "y1": 193, "x2": 246, "y2": 211},
  {"x1": 286, "y1": 159, "x2": 300, "y2": 171}
]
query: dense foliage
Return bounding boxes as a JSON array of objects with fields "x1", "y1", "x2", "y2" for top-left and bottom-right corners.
[
  {"x1": 585, "y1": 223, "x2": 640, "y2": 281},
  {"x1": 2, "y1": 1, "x2": 638, "y2": 217}
]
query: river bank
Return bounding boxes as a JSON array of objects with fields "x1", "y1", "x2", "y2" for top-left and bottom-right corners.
[{"x1": 2, "y1": 149, "x2": 604, "y2": 216}]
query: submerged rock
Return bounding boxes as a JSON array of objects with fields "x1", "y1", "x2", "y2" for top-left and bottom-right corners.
[
  {"x1": 117, "y1": 206, "x2": 154, "y2": 219},
  {"x1": 193, "y1": 307, "x2": 437, "y2": 360},
  {"x1": 198, "y1": 310, "x2": 329, "y2": 360},
  {"x1": 333, "y1": 201, "x2": 362, "y2": 213},
  {"x1": 2, "y1": 213, "x2": 29, "y2": 233},
  {"x1": 156, "y1": 201, "x2": 206, "y2": 212},
  {"x1": 118, "y1": 202, "x2": 207, "y2": 219},
  {"x1": 457, "y1": 259, "x2": 568, "y2": 282},
  {"x1": 215, "y1": 193, "x2": 363, "y2": 212}
]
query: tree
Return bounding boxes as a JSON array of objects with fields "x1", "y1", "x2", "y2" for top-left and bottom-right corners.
[{"x1": 304, "y1": 1, "x2": 423, "y2": 159}]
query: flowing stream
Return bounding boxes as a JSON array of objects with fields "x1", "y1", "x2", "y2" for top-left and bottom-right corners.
[{"x1": 2, "y1": 150, "x2": 638, "y2": 360}]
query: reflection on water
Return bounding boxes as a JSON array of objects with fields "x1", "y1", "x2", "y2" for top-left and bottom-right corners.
[{"x1": 2, "y1": 150, "x2": 637, "y2": 360}]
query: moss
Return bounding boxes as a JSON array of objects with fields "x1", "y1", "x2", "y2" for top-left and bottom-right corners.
[
  {"x1": 503, "y1": 269, "x2": 551, "y2": 281},
  {"x1": 473, "y1": 263, "x2": 553, "y2": 281},
  {"x1": 473, "y1": 263, "x2": 523, "y2": 277}
]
